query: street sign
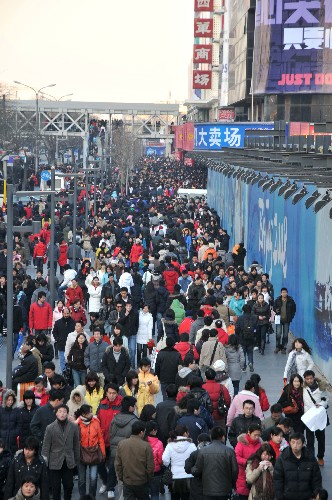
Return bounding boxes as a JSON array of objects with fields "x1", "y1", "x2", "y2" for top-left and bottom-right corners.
[{"x1": 41, "y1": 170, "x2": 51, "y2": 181}]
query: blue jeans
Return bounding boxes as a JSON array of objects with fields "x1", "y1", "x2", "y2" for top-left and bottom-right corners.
[
  {"x1": 72, "y1": 369, "x2": 86, "y2": 387},
  {"x1": 59, "y1": 351, "x2": 66, "y2": 373},
  {"x1": 57, "y1": 284, "x2": 67, "y2": 301},
  {"x1": 149, "y1": 475, "x2": 161, "y2": 500},
  {"x1": 242, "y1": 345, "x2": 254, "y2": 368},
  {"x1": 275, "y1": 323, "x2": 290, "y2": 349},
  {"x1": 13, "y1": 332, "x2": 19, "y2": 356},
  {"x1": 107, "y1": 455, "x2": 117, "y2": 491},
  {"x1": 78, "y1": 462, "x2": 98, "y2": 497},
  {"x1": 233, "y1": 380, "x2": 240, "y2": 396},
  {"x1": 128, "y1": 335, "x2": 137, "y2": 368},
  {"x1": 156, "y1": 313, "x2": 163, "y2": 335}
]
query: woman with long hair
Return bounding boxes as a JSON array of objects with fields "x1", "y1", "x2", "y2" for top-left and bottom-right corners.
[
  {"x1": 278, "y1": 373, "x2": 305, "y2": 433},
  {"x1": 249, "y1": 373, "x2": 270, "y2": 412},
  {"x1": 162, "y1": 424, "x2": 196, "y2": 500},
  {"x1": 283, "y1": 338, "x2": 314, "y2": 381},
  {"x1": 78, "y1": 372, "x2": 103, "y2": 415},
  {"x1": 268, "y1": 425, "x2": 288, "y2": 459},
  {"x1": 75, "y1": 404, "x2": 106, "y2": 499},
  {"x1": 67, "y1": 334, "x2": 88, "y2": 387},
  {"x1": 245, "y1": 443, "x2": 276, "y2": 500},
  {"x1": 235, "y1": 423, "x2": 262, "y2": 499},
  {"x1": 251, "y1": 293, "x2": 270, "y2": 355}
]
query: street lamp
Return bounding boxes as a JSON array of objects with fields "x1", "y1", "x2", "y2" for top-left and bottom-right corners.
[{"x1": 14, "y1": 81, "x2": 56, "y2": 173}]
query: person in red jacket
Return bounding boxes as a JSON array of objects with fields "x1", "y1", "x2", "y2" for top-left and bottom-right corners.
[
  {"x1": 29, "y1": 291, "x2": 53, "y2": 335},
  {"x1": 174, "y1": 333, "x2": 199, "y2": 362},
  {"x1": 40, "y1": 222, "x2": 51, "y2": 245},
  {"x1": 162, "y1": 264, "x2": 179, "y2": 294},
  {"x1": 146, "y1": 420, "x2": 164, "y2": 497},
  {"x1": 33, "y1": 237, "x2": 47, "y2": 273},
  {"x1": 129, "y1": 239, "x2": 143, "y2": 265},
  {"x1": 250, "y1": 373, "x2": 270, "y2": 412},
  {"x1": 203, "y1": 367, "x2": 231, "y2": 428},
  {"x1": 69, "y1": 299, "x2": 87, "y2": 326},
  {"x1": 178, "y1": 312, "x2": 194, "y2": 335},
  {"x1": 58, "y1": 240, "x2": 68, "y2": 275},
  {"x1": 97, "y1": 383, "x2": 122, "y2": 493},
  {"x1": 65, "y1": 278, "x2": 84, "y2": 307},
  {"x1": 235, "y1": 424, "x2": 262, "y2": 498},
  {"x1": 215, "y1": 319, "x2": 229, "y2": 345}
]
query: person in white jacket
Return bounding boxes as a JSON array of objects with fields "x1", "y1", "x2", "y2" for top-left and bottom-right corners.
[
  {"x1": 303, "y1": 369, "x2": 329, "y2": 466},
  {"x1": 64, "y1": 321, "x2": 90, "y2": 361},
  {"x1": 283, "y1": 338, "x2": 314, "y2": 381},
  {"x1": 162, "y1": 425, "x2": 196, "y2": 491},
  {"x1": 118, "y1": 268, "x2": 134, "y2": 291},
  {"x1": 87, "y1": 276, "x2": 102, "y2": 314},
  {"x1": 136, "y1": 305, "x2": 153, "y2": 366},
  {"x1": 213, "y1": 359, "x2": 235, "y2": 400}
]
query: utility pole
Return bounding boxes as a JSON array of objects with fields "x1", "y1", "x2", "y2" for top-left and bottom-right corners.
[
  {"x1": 49, "y1": 167, "x2": 56, "y2": 306},
  {"x1": 6, "y1": 182, "x2": 14, "y2": 389}
]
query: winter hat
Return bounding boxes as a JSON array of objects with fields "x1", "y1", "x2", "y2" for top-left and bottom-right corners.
[
  {"x1": 213, "y1": 359, "x2": 226, "y2": 372},
  {"x1": 208, "y1": 243, "x2": 215, "y2": 248}
]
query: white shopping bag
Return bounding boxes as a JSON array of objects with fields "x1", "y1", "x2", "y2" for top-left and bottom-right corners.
[{"x1": 301, "y1": 405, "x2": 327, "y2": 431}]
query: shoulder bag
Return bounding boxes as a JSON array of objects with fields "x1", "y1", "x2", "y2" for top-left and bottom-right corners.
[
  {"x1": 80, "y1": 444, "x2": 104, "y2": 465},
  {"x1": 157, "y1": 321, "x2": 167, "y2": 351}
]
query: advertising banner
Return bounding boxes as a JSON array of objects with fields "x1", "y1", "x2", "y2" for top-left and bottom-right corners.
[
  {"x1": 174, "y1": 125, "x2": 183, "y2": 150},
  {"x1": 194, "y1": 0, "x2": 213, "y2": 12},
  {"x1": 193, "y1": 70, "x2": 212, "y2": 89},
  {"x1": 218, "y1": 108, "x2": 235, "y2": 121},
  {"x1": 253, "y1": 0, "x2": 332, "y2": 94},
  {"x1": 194, "y1": 18, "x2": 214, "y2": 38},
  {"x1": 145, "y1": 146, "x2": 165, "y2": 156},
  {"x1": 183, "y1": 122, "x2": 195, "y2": 151},
  {"x1": 194, "y1": 123, "x2": 274, "y2": 149},
  {"x1": 193, "y1": 44, "x2": 213, "y2": 63}
]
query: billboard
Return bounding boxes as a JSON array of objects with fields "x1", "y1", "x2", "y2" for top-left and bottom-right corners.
[
  {"x1": 253, "y1": 0, "x2": 332, "y2": 94},
  {"x1": 194, "y1": 123, "x2": 274, "y2": 149}
]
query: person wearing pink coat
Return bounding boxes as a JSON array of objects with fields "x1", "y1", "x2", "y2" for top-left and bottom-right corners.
[
  {"x1": 226, "y1": 380, "x2": 264, "y2": 427},
  {"x1": 235, "y1": 424, "x2": 262, "y2": 498}
]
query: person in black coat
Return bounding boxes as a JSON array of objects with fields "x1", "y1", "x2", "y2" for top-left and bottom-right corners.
[
  {"x1": 101, "y1": 338, "x2": 130, "y2": 385},
  {"x1": 235, "y1": 305, "x2": 258, "y2": 371},
  {"x1": 155, "y1": 384, "x2": 178, "y2": 446},
  {"x1": 30, "y1": 389, "x2": 64, "y2": 444},
  {"x1": 18, "y1": 391, "x2": 38, "y2": 450},
  {"x1": 52, "y1": 312, "x2": 75, "y2": 372},
  {"x1": 155, "y1": 337, "x2": 181, "y2": 399},
  {"x1": 0, "y1": 438, "x2": 11, "y2": 500},
  {"x1": 35, "y1": 334, "x2": 54, "y2": 363},
  {"x1": 4, "y1": 436, "x2": 49, "y2": 500},
  {"x1": 184, "y1": 433, "x2": 211, "y2": 500},
  {"x1": 12, "y1": 347, "x2": 38, "y2": 393},
  {"x1": 157, "y1": 309, "x2": 179, "y2": 343},
  {"x1": 0, "y1": 391, "x2": 20, "y2": 455},
  {"x1": 274, "y1": 432, "x2": 322, "y2": 499},
  {"x1": 143, "y1": 281, "x2": 157, "y2": 324}
]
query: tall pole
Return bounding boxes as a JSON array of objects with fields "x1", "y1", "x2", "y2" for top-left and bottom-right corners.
[
  {"x1": 35, "y1": 92, "x2": 39, "y2": 173},
  {"x1": 6, "y1": 183, "x2": 14, "y2": 389},
  {"x1": 85, "y1": 174, "x2": 89, "y2": 229},
  {"x1": 94, "y1": 169, "x2": 97, "y2": 216},
  {"x1": 49, "y1": 167, "x2": 55, "y2": 306},
  {"x1": 73, "y1": 163, "x2": 77, "y2": 269}
]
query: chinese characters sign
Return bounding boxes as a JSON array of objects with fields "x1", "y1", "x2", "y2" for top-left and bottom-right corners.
[
  {"x1": 218, "y1": 108, "x2": 235, "y2": 121},
  {"x1": 193, "y1": 123, "x2": 274, "y2": 149},
  {"x1": 194, "y1": 18, "x2": 214, "y2": 37},
  {"x1": 194, "y1": 0, "x2": 213, "y2": 11},
  {"x1": 193, "y1": 44, "x2": 213, "y2": 63},
  {"x1": 193, "y1": 70, "x2": 212, "y2": 89},
  {"x1": 253, "y1": 0, "x2": 332, "y2": 93}
]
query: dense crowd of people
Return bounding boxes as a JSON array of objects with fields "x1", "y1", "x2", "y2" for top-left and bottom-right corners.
[{"x1": 0, "y1": 156, "x2": 328, "y2": 500}]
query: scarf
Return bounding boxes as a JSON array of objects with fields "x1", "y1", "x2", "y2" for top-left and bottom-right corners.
[
  {"x1": 80, "y1": 415, "x2": 93, "y2": 426},
  {"x1": 250, "y1": 458, "x2": 275, "y2": 499},
  {"x1": 290, "y1": 387, "x2": 304, "y2": 413}
]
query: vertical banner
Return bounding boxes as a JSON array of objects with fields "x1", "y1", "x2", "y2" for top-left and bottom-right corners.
[
  {"x1": 193, "y1": 44, "x2": 213, "y2": 63},
  {"x1": 193, "y1": 70, "x2": 212, "y2": 89},
  {"x1": 183, "y1": 122, "x2": 195, "y2": 151},
  {"x1": 194, "y1": 0, "x2": 213, "y2": 12},
  {"x1": 174, "y1": 125, "x2": 184, "y2": 150},
  {"x1": 194, "y1": 18, "x2": 214, "y2": 37},
  {"x1": 253, "y1": 0, "x2": 332, "y2": 94}
]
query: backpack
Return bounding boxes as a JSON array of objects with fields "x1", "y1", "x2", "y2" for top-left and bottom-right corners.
[
  {"x1": 242, "y1": 318, "x2": 254, "y2": 341},
  {"x1": 191, "y1": 390, "x2": 214, "y2": 414},
  {"x1": 217, "y1": 387, "x2": 228, "y2": 416}
]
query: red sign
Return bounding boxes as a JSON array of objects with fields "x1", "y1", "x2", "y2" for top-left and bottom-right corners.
[
  {"x1": 194, "y1": 18, "x2": 213, "y2": 38},
  {"x1": 183, "y1": 122, "x2": 195, "y2": 151},
  {"x1": 194, "y1": 0, "x2": 213, "y2": 11},
  {"x1": 174, "y1": 151, "x2": 183, "y2": 162},
  {"x1": 193, "y1": 70, "x2": 212, "y2": 89},
  {"x1": 174, "y1": 125, "x2": 183, "y2": 149},
  {"x1": 193, "y1": 44, "x2": 212, "y2": 64},
  {"x1": 218, "y1": 108, "x2": 235, "y2": 122},
  {"x1": 184, "y1": 158, "x2": 195, "y2": 167}
]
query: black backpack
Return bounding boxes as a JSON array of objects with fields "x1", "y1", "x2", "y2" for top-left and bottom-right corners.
[
  {"x1": 190, "y1": 389, "x2": 214, "y2": 414},
  {"x1": 217, "y1": 387, "x2": 228, "y2": 416},
  {"x1": 242, "y1": 318, "x2": 254, "y2": 341}
]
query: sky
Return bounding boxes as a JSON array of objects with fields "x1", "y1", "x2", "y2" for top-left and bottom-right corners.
[{"x1": 1, "y1": 0, "x2": 194, "y2": 103}]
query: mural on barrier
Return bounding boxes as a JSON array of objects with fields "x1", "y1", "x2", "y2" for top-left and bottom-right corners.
[{"x1": 207, "y1": 169, "x2": 332, "y2": 381}]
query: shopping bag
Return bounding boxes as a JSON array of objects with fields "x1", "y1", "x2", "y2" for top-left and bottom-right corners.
[
  {"x1": 150, "y1": 346, "x2": 158, "y2": 371},
  {"x1": 301, "y1": 405, "x2": 327, "y2": 431}
]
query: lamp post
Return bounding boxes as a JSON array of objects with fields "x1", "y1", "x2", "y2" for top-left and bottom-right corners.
[{"x1": 14, "y1": 81, "x2": 56, "y2": 173}]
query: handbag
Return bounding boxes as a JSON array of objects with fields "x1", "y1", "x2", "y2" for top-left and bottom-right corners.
[
  {"x1": 150, "y1": 346, "x2": 158, "y2": 371},
  {"x1": 283, "y1": 395, "x2": 299, "y2": 415},
  {"x1": 80, "y1": 444, "x2": 104, "y2": 465},
  {"x1": 157, "y1": 321, "x2": 167, "y2": 351},
  {"x1": 161, "y1": 464, "x2": 173, "y2": 485}
]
